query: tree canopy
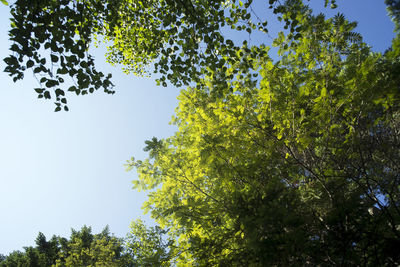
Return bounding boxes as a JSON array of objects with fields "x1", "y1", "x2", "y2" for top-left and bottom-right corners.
[
  {"x1": 125, "y1": 219, "x2": 173, "y2": 266},
  {"x1": 3, "y1": 0, "x2": 338, "y2": 110},
  {"x1": 0, "y1": 223, "x2": 174, "y2": 266},
  {"x1": 124, "y1": 1, "x2": 400, "y2": 265},
  {"x1": 0, "y1": 226, "x2": 131, "y2": 266},
  {"x1": 2, "y1": 0, "x2": 400, "y2": 266}
]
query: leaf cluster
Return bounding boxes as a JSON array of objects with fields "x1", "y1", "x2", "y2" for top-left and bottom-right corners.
[
  {"x1": 128, "y1": 5, "x2": 400, "y2": 265},
  {"x1": 4, "y1": 0, "x2": 114, "y2": 111},
  {"x1": 4, "y1": 0, "x2": 339, "y2": 110}
]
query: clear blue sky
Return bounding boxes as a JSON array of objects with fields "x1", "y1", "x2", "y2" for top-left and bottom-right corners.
[{"x1": 0, "y1": 0, "x2": 395, "y2": 255}]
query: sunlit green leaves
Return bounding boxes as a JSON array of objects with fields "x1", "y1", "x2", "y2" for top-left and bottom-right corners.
[
  {"x1": 0, "y1": 226, "x2": 132, "y2": 267},
  {"x1": 126, "y1": 219, "x2": 174, "y2": 266},
  {"x1": 128, "y1": 7, "x2": 400, "y2": 265},
  {"x1": 4, "y1": 0, "x2": 323, "y2": 110}
]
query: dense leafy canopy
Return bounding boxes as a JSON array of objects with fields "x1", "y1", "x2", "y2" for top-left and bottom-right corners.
[
  {"x1": 125, "y1": 219, "x2": 173, "y2": 266},
  {"x1": 125, "y1": 2, "x2": 400, "y2": 266},
  {"x1": 3, "y1": 0, "x2": 338, "y2": 110},
  {"x1": 0, "y1": 226, "x2": 131, "y2": 266},
  {"x1": 0, "y1": 223, "x2": 174, "y2": 266},
  {"x1": 2, "y1": 0, "x2": 400, "y2": 265}
]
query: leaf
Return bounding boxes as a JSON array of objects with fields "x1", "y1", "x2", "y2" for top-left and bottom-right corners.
[
  {"x1": 44, "y1": 91, "x2": 51, "y2": 99},
  {"x1": 321, "y1": 87, "x2": 327, "y2": 97},
  {"x1": 45, "y1": 80, "x2": 59, "y2": 87},
  {"x1": 51, "y1": 54, "x2": 59, "y2": 63},
  {"x1": 26, "y1": 60, "x2": 34, "y2": 68},
  {"x1": 55, "y1": 89, "x2": 65, "y2": 97}
]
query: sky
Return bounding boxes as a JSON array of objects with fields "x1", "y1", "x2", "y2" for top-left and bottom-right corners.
[{"x1": 0, "y1": 0, "x2": 396, "y2": 255}]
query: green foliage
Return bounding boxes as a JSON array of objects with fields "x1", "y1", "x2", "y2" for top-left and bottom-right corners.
[
  {"x1": 4, "y1": 0, "x2": 337, "y2": 110},
  {"x1": 4, "y1": 0, "x2": 115, "y2": 111},
  {"x1": 386, "y1": 0, "x2": 400, "y2": 30},
  {"x1": 127, "y1": 4, "x2": 400, "y2": 266},
  {"x1": 4, "y1": 0, "x2": 400, "y2": 265},
  {"x1": 0, "y1": 226, "x2": 131, "y2": 267},
  {"x1": 126, "y1": 219, "x2": 174, "y2": 266},
  {"x1": 0, "y1": 224, "x2": 180, "y2": 266}
]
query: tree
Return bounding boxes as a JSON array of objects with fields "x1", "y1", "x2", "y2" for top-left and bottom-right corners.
[
  {"x1": 54, "y1": 225, "x2": 131, "y2": 266},
  {"x1": 0, "y1": 251, "x2": 30, "y2": 267},
  {"x1": 0, "y1": 226, "x2": 132, "y2": 267},
  {"x1": 386, "y1": 0, "x2": 400, "y2": 30},
  {"x1": 3, "y1": 0, "x2": 336, "y2": 111},
  {"x1": 126, "y1": 3, "x2": 400, "y2": 265},
  {"x1": 2, "y1": 0, "x2": 399, "y2": 265},
  {"x1": 35, "y1": 232, "x2": 61, "y2": 266},
  {"x1": 125, "y1": 219, "x2": 174, "y2": 266}
]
